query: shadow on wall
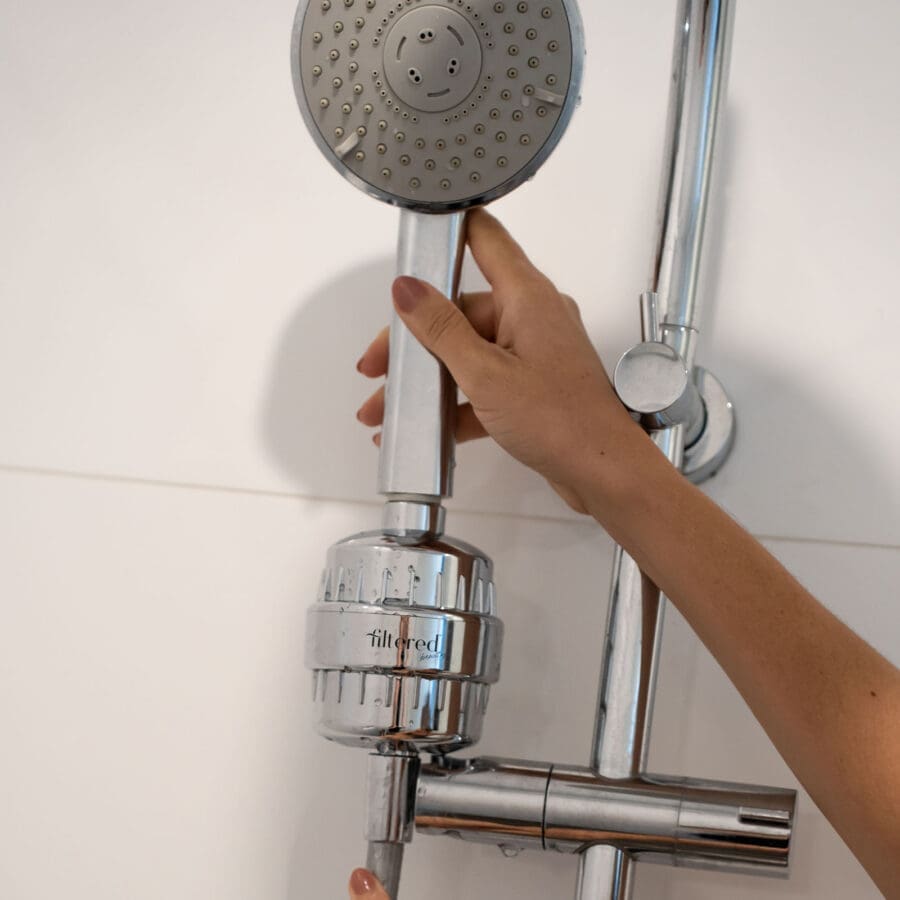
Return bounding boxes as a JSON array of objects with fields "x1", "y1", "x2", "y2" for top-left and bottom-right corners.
[{"x1": 262, "y1": 258, "x2": 394, "y2": 508}]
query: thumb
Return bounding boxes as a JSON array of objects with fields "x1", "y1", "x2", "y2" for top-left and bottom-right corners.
[
  {"x1": 392, "y1": 276, "x2": 500, "y2": 397},
  {"x1": 348, "y1": 868, "x2": 390, "y2": 899}
]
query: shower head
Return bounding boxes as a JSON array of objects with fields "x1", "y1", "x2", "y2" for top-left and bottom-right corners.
[
  {"x1": 291, "y1": 0, "x2": 585, "y2": 212},
  {"x1": 290, "y1": 0, "x2": 586, "y2": 507}
]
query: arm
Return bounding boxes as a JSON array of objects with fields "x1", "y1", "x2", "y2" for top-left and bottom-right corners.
[
  {"x1": 355, "y1": 209, "x2": 900, "y2": 897},
  {"x1": 590, "y1": 432, "x2": 900, "y2": 898}
]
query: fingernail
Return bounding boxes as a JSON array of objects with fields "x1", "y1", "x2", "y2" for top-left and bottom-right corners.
[
  {"x1": 393, "y1": 276, "x2": 427, "y2": 312},
  {"x1": 349, "y1": 868, "x2": 376, "y2": 896},
  {"x1": 356, "y1": 407, "x2": 364, "y2": 422},
  {"x1": 356, "y1": 356, "x2": 365, "y2": 373}
]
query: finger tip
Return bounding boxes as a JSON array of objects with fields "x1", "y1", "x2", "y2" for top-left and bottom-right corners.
[
  {"x1": 357, "y1": 356, "x2": 381, "y2": 378},
  {"x1": 392, "y1": 276, "x2": 430, "y2": 312},
  {"x1": 349, "y1": 868, "x2": 376, "y2": 896}
]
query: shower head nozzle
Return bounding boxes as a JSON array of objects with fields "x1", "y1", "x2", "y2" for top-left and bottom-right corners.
[{"x1": 291, "y1": 0, "x2": 585, "y2": 212}]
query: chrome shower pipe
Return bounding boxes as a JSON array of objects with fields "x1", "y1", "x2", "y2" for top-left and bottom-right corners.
[
  {"x1": 364, "y1": 210, "x2": 468, "y2": 894},
  {"x1": 651, "y1": 0, "x2": 735, "y2": 369},
  {"x1": 366, "y1": 751, "x2": 420, "y2": 900},
  {"x1": 578, "y1": 1, "x2": 735, "y2": 898}
]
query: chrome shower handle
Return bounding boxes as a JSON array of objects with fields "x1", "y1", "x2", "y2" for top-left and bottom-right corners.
[
  {"x1": 378, "y1": 210, "x2": 468, "y2": 503},
  {"x1": 613, "y1": 293, "x2": 705, "y2": 444},
  {"x1": 613, "y1": 340, "x2": 705, "y2": 443}
]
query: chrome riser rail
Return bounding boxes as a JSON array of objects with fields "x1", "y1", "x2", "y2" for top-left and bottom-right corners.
[{"x1": 578, "y1": 1, "x2": 746, "y2": 898}]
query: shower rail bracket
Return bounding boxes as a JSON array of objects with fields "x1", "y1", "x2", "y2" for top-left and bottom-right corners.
[
  {"x1": 681, "y1": 367, "x2": 735, "y2": 484},
  {"x1": 614, "y1": 297, "x2": 736, "y2": 486}
]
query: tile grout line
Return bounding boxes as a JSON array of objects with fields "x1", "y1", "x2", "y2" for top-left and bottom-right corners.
[
  {"x1": 0, "y1": 462, "x2": 379, "y2": 510},
  {"x1": 752, "y1": 533, "x2": 900, "y2": 553},
  {"x1": 1, "y1": 461, "x2": 897, "y2": 553}
]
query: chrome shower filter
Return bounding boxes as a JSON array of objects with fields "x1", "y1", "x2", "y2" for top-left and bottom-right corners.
[
  {"x1": 306, "y1": 527, "x2": 503, "y2": 751},
  {"x1": 293, "y1": 0, "x2": 580, "y2": 765},
  {"x1": 291, "y1": 0, "x2": 585, "y2": 210}
]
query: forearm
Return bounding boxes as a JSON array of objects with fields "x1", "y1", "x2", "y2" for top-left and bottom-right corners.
[{"x1": 586, "y1": 434, "x2": 900, "y2": 897}]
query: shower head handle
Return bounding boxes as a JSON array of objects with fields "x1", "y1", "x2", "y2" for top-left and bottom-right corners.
[{"x1": 378, "y1": 209, "x2": 466, "y2": 501}]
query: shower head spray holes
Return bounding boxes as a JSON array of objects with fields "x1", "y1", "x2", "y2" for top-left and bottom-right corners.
[{"x1": 293, "y1": 0, "x2": 581, "y2": 207}]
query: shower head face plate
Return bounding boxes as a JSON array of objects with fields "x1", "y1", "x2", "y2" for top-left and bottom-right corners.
[{"x1": 291, "y1": 0, "x2": 584, "y2": 211}]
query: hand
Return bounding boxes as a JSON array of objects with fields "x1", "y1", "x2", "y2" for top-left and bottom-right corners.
[
  {"x1": 356, "y1": 208, "x2": 650, "y2": 515},
  {"x1": 348, "y1": 868, "x2": 390, "y2": 899}
]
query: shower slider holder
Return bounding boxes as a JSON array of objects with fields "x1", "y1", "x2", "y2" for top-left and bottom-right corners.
[{"x1": 614, "y1": 291, "x2": 736, "y2": 484}]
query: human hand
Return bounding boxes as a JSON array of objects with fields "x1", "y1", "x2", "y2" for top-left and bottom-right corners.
[
  {"x1": 356, "y1": 209, "x2": 650, "y2": 516},
  {"x1": 348, "y1": 868, "x2": 390, "y2": 899}
]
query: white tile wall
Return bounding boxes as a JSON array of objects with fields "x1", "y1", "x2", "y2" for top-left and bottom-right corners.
[
  {"x1": 0, "y1": 473, "x2": 894, "y2": 899},
  {"x1": 1, "y1": 1, "x2": 897, "y2": 899}
]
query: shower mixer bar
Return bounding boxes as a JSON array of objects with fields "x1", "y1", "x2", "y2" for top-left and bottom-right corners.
[
  {"x1": 415, "y1": 758, "x2": 794, "y2": 872},
  {"x1": 296, "y1": 0, "x2": 795, "y2": 897}
]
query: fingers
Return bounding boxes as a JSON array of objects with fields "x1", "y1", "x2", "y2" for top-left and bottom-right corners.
[
  {"x1": 466, "y1": 208, "x2": 544, "y2": 293},
  {"x1": 358, "y1": 292, "x2": 497, "y2": 379},
  {"x1": 356, "y1": 385, "x2": 384, "y2": 427},
  {"x1": 459, "y1": 291, "x2": 497, "y2": 342},
  {"x1": 349, "y1": 868, "x2": 390, "y2": 900},
  {"x1": 456, "y1": 402, "x2": 488, "y2": 442},
  {"x1": 359, "y1": 209, "x2": 544, "y2": 378},
  {"x1": 392, "y1": 276, "x2": 504, "y2": 399},
  {"x1": 357, "y1": 325, "x2": 389, "y2": 377}
]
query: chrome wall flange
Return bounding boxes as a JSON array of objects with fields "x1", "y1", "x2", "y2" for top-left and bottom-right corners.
[{"x1": 682, "y1": 367, "x2": 735, "y2": 485}]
